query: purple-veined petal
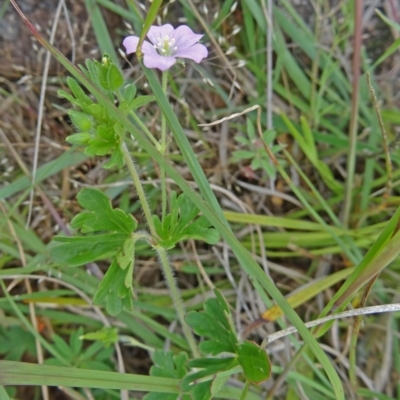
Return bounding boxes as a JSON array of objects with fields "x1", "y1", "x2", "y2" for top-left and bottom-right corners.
[
  {"x1": 123, "y1": 36, "x2": 154, "y2": 55},
  {"x1": 170, "y1": 26, "x2": 203, "y2": 52},
  {"x1": 174, "y1": 43, "x2": 208, "y2": 63},
  {"x1": 143, "y1": 53, "x2": 176, "y2": 71},
  {"x1": 147, "y1": 24, "x2": 174, "y2": 45}
]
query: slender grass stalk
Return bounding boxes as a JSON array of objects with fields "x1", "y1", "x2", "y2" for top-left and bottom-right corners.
[
  {"x1": 348, "y1": 275, "x2": 377, "y2": 390},
  {"x1": 366, "y1": 73, "x2": 393, "y2": 201},
  {"x1": 160, "y1": 71, "x2": 169, "y2": 220},
  {"x1": 342, "y1": 0, "x2": 363, "y2": 227},
  {"x1": 155, "y1": 246, "x2": 199, "y2": 358},
  {"x1": 120, "y1": 142, "x2": 156, "y2": 238}
]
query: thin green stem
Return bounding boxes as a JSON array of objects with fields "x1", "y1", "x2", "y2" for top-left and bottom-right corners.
[
  {"x1": 160, "y1": 71, "x2": 169, "y2": 220},
  {"x1": 129, "y1": 111, "x2": 161, "y2": 148},
  {"x1": 121, "y1": 142, "x2": 157, "y2": 238},
  {"x1": 155, "y1": 246, "x2": 199, "y2": 358}
]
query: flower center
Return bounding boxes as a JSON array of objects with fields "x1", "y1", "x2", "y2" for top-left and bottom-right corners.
[{"x1": 154, "y1": 35, "x2": 178, "y2": 56}]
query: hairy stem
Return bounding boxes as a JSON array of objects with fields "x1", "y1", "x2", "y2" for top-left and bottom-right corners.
[
  {"x1": 156, "y1": 246, "x2": 199, "y2": 358},
  {"x1": 121, "y1": 141, "x2": 157, "y2": 238},
  {"x1": 160, "y1": 71, "x2": 169, "y2": 220}
]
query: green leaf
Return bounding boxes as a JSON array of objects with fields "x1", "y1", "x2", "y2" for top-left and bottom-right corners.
[
  {"x1": 143, "y1": 350, "x2": 188, "y2": 400},
  {"x1": 107, "y1": 64, "x2": 124, "y2": 91},
  {"x1": 67, "y1": 77, "x2": 92, "y2": 105},
  {"x1": 68, "y1": 110, "x2": 93, "y2": 131},
  {"x1": 121, "y1": 83, "x2": 137, "y2": 100},
  {"x1": 232, "y1": 150, "x2": 255, "y2": 160},
  {"x1": 69, "y1": 327, "x2": 84, "y2": 357},
  {"x1": 152, "y1": 192, "x2": 219, "y2": 249},
  {"x1": 116, "y1": 236, "x2": 135, "y2": 270},
  {"x1": 83, "y1": 103, "x2": 108, "y2": 122},
  {"x1": 71, "y1": 188, "x2": 137, "y2": 234},
  {"x1": 236, "y1": 341, "x2": 271, "y2": 384},
  {"x1": 98, "y1": 58, "x2": 124, "y2": 91},
  {"x1": 58, "y1": 89, "x2": 80, "y2": 106},
  {"x1": 0, "y1": 327, "x2": 36, "y2": 361},
  {"x1": 103, "y1": 145, "x2": 124, "y2": 169},
  {"x1": 93, "y1": 258, "x2": 133, "y2": 316},
  {"x1": 181, "y1": 357, "x2": 237, "y2": 394},
  {"x1": 86, "y1": 124, "x2": 117, "y2": 156},
  {"x1": 185, "y1": 289, "x2": 238, "y2": 355},
  {"x1": 120, "y1": 95, "x2": 155, "y2": 113},
  {"x1": 46, "y1": 327, "x2": 112, "y2": 370},
  {"x1": 80, "y1": 327, "x2": 118, "y2": 348},
  {"x1": 50, "y1": 233, "x2": 127, "y2": 267},
  {"x1": 50, "y1": 334, "x2": 73, "y2": 362},
  {"x1": 65, "y1": 132, "x2": 92, "y2": 146}
]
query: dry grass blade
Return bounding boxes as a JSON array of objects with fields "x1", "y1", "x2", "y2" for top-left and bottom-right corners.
[{"x1": 264, "y1": 303, "x2": 400, "y2": 345}]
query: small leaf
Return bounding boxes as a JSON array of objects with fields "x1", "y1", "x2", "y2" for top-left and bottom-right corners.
[
  {"x1": 185, "y1": 289, "x2": 238, "y2": 355},
  {"x1": 103, "y1": 146, "x2": 124, "y2": 169},
  {"x1": 143, "y1": 350, "x2": 189, "y2": 400},
  {"x1": 86, "y1": 124, "x2": 117, "y2": 156},
  {"x1": 68, "y1": 110, "x2": 93, "y2": 131},
  {"x1": 93, "y1": 258, "x2": 134, "y2": 316},
  {"x1": 58, "y1": 89, "x2": 79, "y2": 106},
  {"x1": 70, "y1": 327, "x2": 84, "y2": 357},
  {"x1": 237, "y1": 341, "x2": 271, "y2": 384},
  {"x1": 50, "y1": 233, "x2": 127, "y2": 267},
  {"x1": 121, "y1": 83, "x2": 137, "y2": 100},
  {"x1": 83, "y1": 103, "x2": 108, "y2": 122},
  {"x1": 232, "y1": 150, "x2": 254, "y2": 160},
  {"x1": 153, "y1": 192, "x2": 219, "y2": 249},
  {"x1": 65, "y1": 132, "x2": 92, "y2": 146},
  {"x1": 71, "y1": 188, "x2": 137, "y2": 234},
  {"x1": 80, "y1": 327, "x2": 118, "y2": 348},
  {"x1": 120, "y1": 95, "x2": 155, "y2": 113},
  {"x1": 116, "y1": 237, "x2": 135, "y2": 270},
  {"x1": 0, "y1": 326, "x2": 36, "y2": 361},
  {"x1": 67, "y1": 77, "x2": 92, "y2": 105},
  {"x1": 106, "y1": 64, "x2": 124, "y2": 91}
]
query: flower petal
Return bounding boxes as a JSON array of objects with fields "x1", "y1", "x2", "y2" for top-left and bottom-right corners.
[
  {"x1": 170, "y1": 25, "x2": 203, "y2": 52},
  {"x1": 123, "y1": 36, "x2": 139, "y2": 54},
  {"x1": 143, "y1": 53, "x2": 176, "y2": 71},
  {"x1": 147, "y1": 24, "x2": 174, "y2": 45},
  {"x1": 174, "y1": 43, "x2": 208, "y2": 63},
  {"x1": 123, "y1": 36, "x2": 154, "y2": 55}
]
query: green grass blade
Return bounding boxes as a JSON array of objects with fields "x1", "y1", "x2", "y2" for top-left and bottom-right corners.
[
  {"x1": 0, "y1": 361, "x2": 180, "y2": 393},
  {"x1": 0, "y1": 386, "x2": 10, "y2": 400},
  {"x1": 137, "y1": 0, "x2": 162, "y2": 56},
  {"x1": 0, "y1": 151, "x2": 88, "y2": 200},
  {"x1": 323, "y1": 206, "x2": 400, "y2": 312},
  {"x1": 84, "y1": 0, "x2": 118, "y2": 61}
]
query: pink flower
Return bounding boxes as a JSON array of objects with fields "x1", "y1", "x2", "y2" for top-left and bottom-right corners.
[{"x1": 123, "y1": 24, "x2": 208, "y2": 71}]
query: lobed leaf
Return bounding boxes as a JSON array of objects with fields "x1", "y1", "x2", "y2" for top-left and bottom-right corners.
[
  {"x1": 50, "y1": 233, "x2": 127, "y2": 267},
  {"x1": 71, "y1": 188, "x2": 137, "y2": 234}
]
